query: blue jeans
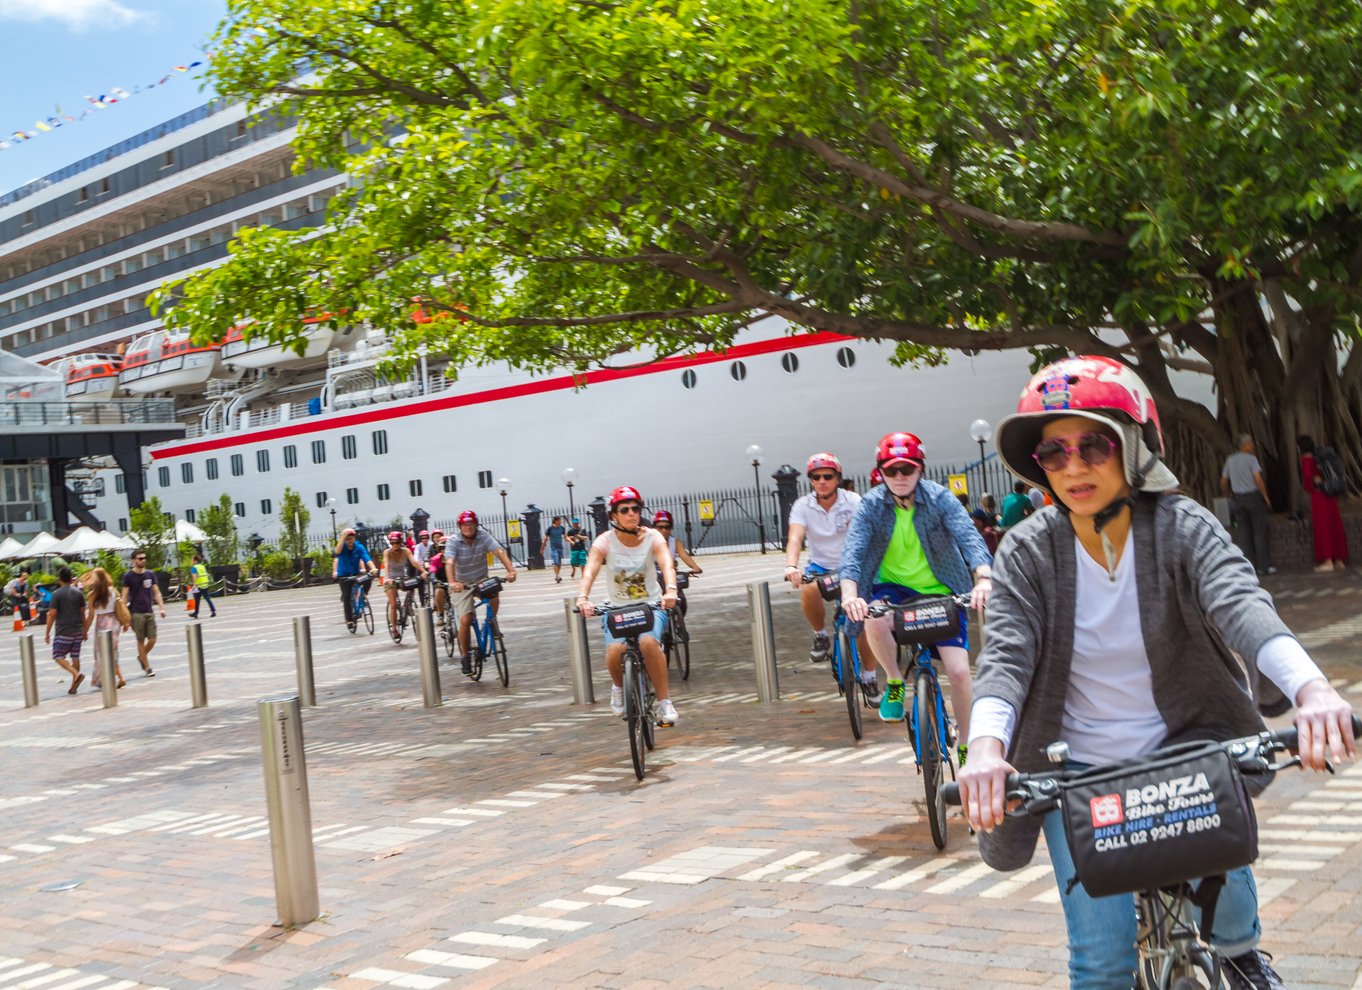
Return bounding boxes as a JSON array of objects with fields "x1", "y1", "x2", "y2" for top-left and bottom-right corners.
[{"x1": 1041, "y1": 809, "x2": 1261, "y2": 989}]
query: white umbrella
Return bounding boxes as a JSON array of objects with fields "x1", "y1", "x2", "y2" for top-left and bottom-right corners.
[
  {"x1": 16, "y1": 531, "x2": 62, "y2": 557},
  {"x1": 52, "y1": 527, "x2": 129, "y2": 556},
  {"x1": 0, "y1": 536, "x2": 25, "y2": 560}
]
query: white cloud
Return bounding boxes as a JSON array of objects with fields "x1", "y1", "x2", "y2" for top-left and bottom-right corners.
[{"x1": 0, "y1": 0, "x2": 146, "y2": 31}]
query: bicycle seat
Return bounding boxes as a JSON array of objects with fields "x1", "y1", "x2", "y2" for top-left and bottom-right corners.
[{"x1": 887, "y1": 596, "x2": 959, "y2": 646}]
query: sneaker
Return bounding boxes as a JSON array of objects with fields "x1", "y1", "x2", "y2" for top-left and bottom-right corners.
[
  {"x1": 859, "y1": 676, "x2": 882, "y2": 705},
  {"x1": 808, "y1": 630, "x2": 831, "y2": 663},
  {"x1": 1220, "y1": 949, "x2": 1285, "y2": 990},
  {"x1": 460, "y1": 655, "x2": 472, "y2": 675},
  {"x1": 656, "y1": 699, "x2": 679, "y2": 725},
  {"x1": 957, "y1": 744, "x2": 968, "y2": 768},
  {"x1": 879, "y1": 680, "x2": 905, "y2": 721},
  {"x1": 144, "y1": 668, "x2": 155, "y2": 678},
  {"x1": 610, "y1": 685, "x2": 626, "y2": 716}
]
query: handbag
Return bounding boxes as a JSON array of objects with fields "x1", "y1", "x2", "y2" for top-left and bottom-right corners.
[
  {"x1": 114, "y1": 596, "x2": 132, "y2": 629},
  {"x1": 1059, "y1": 741, "x2": 1258, "y2": 898}
]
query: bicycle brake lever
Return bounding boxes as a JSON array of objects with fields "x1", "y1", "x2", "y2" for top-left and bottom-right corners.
[{"x1": 1265, "y1": 754, "x2": 1305, "y2": 773}]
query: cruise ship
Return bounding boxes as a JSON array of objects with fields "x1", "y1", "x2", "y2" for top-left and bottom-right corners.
[{"x1": 0, "y1": 96, "x2": 1038, "y2": 542}]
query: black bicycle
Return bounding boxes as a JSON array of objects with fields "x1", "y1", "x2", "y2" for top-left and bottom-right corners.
[
  {"x1": 388, "y1": 575, "x2": 427, "y2": 644},
  {"x1": 339, "y1": 574, "x2": 375, "y2": 635},
  {"x1": 945, "y1": 716, "x2": 1362, "y2": 988},
  {"x1": 660, "y1": 570, "x2": 694, "y2": 680},
  {"x1": 581, "y1": 600, "x2": 664, "y2": 780}
]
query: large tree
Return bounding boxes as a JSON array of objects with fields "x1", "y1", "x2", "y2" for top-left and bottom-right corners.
[{"x1": 160, "y1": 0, "x2": 1362, "y2": 501}]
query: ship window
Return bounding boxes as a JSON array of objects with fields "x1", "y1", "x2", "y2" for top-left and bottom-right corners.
[
  {"x1": 283, "y1": 445, "x2": 298, "y2": 469},
  {"x1": 118, "y1": 517, "x2": 128, "y2": 532},
  {"x1": 836, "y1": 346, "x2": 856, "y2": 369},
  {"x1": 78, "y1": 186, "x2": 89, "y2": 204},
  {"x1": 478, "y1": 470, "x2": 493, "y2": 489},
  {"x1": 206, "y1": 458, "x2": 218, "y2": 481},
  {"x1": 257, "y1": 449, "x2": 270, "y2": 473},
  {"x1": 372, "y1": 430, "x2": 388, "y2": 455},
  {"x1": 157, "y1": 466, "x2": 170, "y2": 487},
  {"x1": 377, "y1": 484, "x2": 390, "y2": 501},
  {"x1": 311, "y1": 440, "x2": 326, "y2": 464},
  {"x1": 231, "y1": 454, "x2": 244, "y2": 477},
  {"x1": 162, "y1": 149, "x2": 175, "y2": 168},
  {"x1": 100, "y1": 176, "x2": 111, "y2": 195},
  {"x1": 315, "y1": 492, "x2": 327, "y2": 508},
  {"x1": 341, "y1": 435, "x2": 357, "y2": 460},
  {"x1": 681, "y1": 369, "x2": 697, "y2": 389},
  {"x1": 346, "y1": 487, "x2": 358, "y2": 504},
  {"x1": 442, "y1": 474, "x2": 457, "y2": 493},
  {"x1": 781, "y1": 353, "x2": 799, "y2": 374},
  {"x1": 181, "y1": 463, "x2": 193, "y2": 484},
  {"x1": 730, "y1": 360, "x2": 747, "y2": 381},
  {"x1": 234, "y1": 502, "x2": 245, "y2": 518},
  {"x1": 409, "y1": 479, "x2": 423, "y2": 497},
  {"x1": 260, "y1": 499, "x2": 272, "y2": 515},
  {"x1": 115, "y1": 475, "x2": 126, "y2": 494},
  {"x1": 185, "y1": 509, "x2": 196, "y2": 524}
]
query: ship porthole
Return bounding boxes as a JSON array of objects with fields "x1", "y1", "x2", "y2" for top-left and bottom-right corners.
[
  {"x1": 780, "y1": 353, "x2": 799, "y2": 374},
  {"x1": 681, "y1": 369, "x2": 697, "y2": 389},
  {"x1": 836, "y1": 346, "x2": 856, "y2": 369},
  {"x1": 730, "y1": 360, "x2": 747, "y2": 382}
]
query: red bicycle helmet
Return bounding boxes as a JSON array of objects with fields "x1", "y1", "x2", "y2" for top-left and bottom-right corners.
[
  {"x1": 418, "y1": 529, "x2": 430, "y2": 538},
  {"x1": 875, "y1": 432, "x2": 925, "y2": 467},
  {"x1": 652, "y1": 509, "x2": 674, "y2": 526},
  {"x1": 386, "y1": 530, "x2": 403, "y2": 543},
  {"x1": 869, "y1": 467, "x2": 882, "y2": 487},
  {"x1": 608, "y1": 485, "x2": 643, "y2": 510},
  {"x1": 806, "y1": 452, "x2": 843, "y2": 477},
  {"x1": 457, "y1": 510, "x2": 478, "y2": 526}
]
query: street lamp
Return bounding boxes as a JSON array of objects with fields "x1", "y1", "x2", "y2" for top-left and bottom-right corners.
[
  {"x1": 745, "y1": 444, "x2": 768, "y2": 555},
  {"x1": 969, "y1": 418, "x2": 992, "y2": 465},
  {"x1": 497, "y1": 478, "x2": 513, "y2": 546},
  {"x1": 326, "y1": 497, "x2": 337, "y2": 542},
  {"x1": 561, "y1": 467, "x2": 578, "y2": 518}
]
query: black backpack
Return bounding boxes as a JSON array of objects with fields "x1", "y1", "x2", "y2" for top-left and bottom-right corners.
[{"x1": 1316, "y1": 445, "x2": 1348, "y2": 497}]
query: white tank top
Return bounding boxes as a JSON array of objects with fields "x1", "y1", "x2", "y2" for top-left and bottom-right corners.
[{"x1": 604, "y1": 529, "x2": 663, "y2": 602}]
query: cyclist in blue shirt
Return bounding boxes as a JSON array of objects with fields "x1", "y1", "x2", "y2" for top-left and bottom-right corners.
[{"x1": 332, "y1": 528, "x2": 377, "y2": 625}]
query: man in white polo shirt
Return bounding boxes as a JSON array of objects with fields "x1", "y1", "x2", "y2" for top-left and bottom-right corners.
[{"x1": 783, "y1": 453, "x2": 878, "y2": 699}]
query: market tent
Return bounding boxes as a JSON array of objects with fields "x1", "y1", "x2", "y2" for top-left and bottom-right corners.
[
  {"x1": 15, "y1": 531, "x2": 62, "y2": 557},
  {"x1": 52, "y1": 527, "x2": 130, "y2": 556},
  {"x1": 100, "y1": 531, "x2": 139, "y2": 551},
  {"x1": 175, "y1": 519, "x2": 209, "y2": 543},
  {"x1": 0, "y1": 537, "x2": 25, "y2": 560}
]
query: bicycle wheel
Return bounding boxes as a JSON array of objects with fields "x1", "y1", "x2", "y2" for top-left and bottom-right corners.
[
  {"x1": 490, "y1": 616, "x2": 509, "y2": 687},
  {"x1": 670, "y1": 611, "x2": 690, "y2": 681},
  {"x1": 625, "y1": 651, "x2": 646, "y2": 779},
  {"x1": 440, "y1": 610, "x2": 456, "y2": 659},
  {"x1": 467, "y1": 626, "x2": 485, "y2": 681},
  {"x1": 362, "y1": 597, "x2": 375, "y2": 634},
  {"x1": 914, "y1": 666, "x2": 947, "y2": 850},
  {"x1": 388, "y1": 598, "x2": 403, "y2": 643},
  {"x1": 837, "y1": 627, "x2": 863, "y2": 741}
]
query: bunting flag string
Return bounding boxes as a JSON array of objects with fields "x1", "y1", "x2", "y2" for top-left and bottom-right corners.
[{"x1": 1, "y1": 55, "x2": 213, "y2": 154}]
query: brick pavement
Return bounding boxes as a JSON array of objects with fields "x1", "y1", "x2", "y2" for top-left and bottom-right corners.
[{"x1": 0, "y1": 556, "x2": 1359, "y2": 989}]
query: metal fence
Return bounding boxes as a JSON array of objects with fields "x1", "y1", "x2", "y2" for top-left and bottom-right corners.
[{"x1": 0, "y1": 398, "x2": 178, "y2": 428}]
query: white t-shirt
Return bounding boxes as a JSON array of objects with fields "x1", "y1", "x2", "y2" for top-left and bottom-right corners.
[
  {"x1": 789, "y1": 489, "x2": 861, "y2": 568},
  {"x1": 603, "y1": 529, "x2": 664, "y2": 602}
]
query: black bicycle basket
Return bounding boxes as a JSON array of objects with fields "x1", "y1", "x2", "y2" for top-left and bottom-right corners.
[
  {"x1": 400, "y1": 576, "x2": 423, "y2": 590},
  {"x1": 675, "y1": 572, "x2": 689, "y2": 590},
  {"x1": 472, "y1": 576, "x2": 502, "y2": 600},
  {"x1": 1059, "y1": 741, "x2": 1259, "y2": 898},
  {"x1": 816, "y1": 574, "x2": 841, "y2": 602},
  {"x1": 606, "y1": 603, "x2": 655, "y2": 637},
  {"x1": 889, "y1": 596, "x2": 958, "y2": 645}
]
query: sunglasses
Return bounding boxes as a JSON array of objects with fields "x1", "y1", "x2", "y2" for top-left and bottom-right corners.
[
  {"x1": 133, "y1": 556, "x2": 146, "y2": 561},
  {"x1": 881, "y1": 463, "x2": 920, "y2": 479},
  {"x1": 615, "y1": 505, "x2": 642, "y2": 515},
  {"x1": 655, "y1": 524, "x2": 672, "y2": 530},
  {"x1": 809, "y1": 472, "x2": 838, "y2": 482},
  {"x1": 1033, "y1": 432, "x2": 1118, "y2": 472}
]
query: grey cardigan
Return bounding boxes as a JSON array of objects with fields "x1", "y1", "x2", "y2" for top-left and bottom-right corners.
[{"x1": 974, "y1": 493, "x2": 1292, "y2": 871}]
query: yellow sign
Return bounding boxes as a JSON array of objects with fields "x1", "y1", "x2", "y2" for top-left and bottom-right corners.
[
  {"x1": 697, "y1": 499, "x2": 715, "y2": 521},
  {"x1": 507, "y1": 519, "x2": 522, "y2": 541},
  {"x1": 947, "y1": 473, "x2": 968, "y2": 497}
]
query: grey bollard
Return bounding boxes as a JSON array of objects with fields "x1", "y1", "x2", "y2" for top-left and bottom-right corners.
[
  {"x1": 19, "y1": 634, "x2": 38, "y2": 708},
  {"x1": 564, "y1": 598, "x2": 594, "y2": 705},
  {"x1": 747, "y1": 580, "x2": 780, "y2": 702},
  {"x1": 293, "y1": 616, "x2": 316, "y2": 707},
  {"x1": 414, "y1": 606, "x2": 441, "y2": 708},
  {"x1": 99, "y1": 629, "x2": 117, "y2": 708},
  {"x1": 186, "y1": 622, "x2": 208, "y2": 708},
  {"x1": 258, "y1": 694, "x2": 319, "y2": 928}
]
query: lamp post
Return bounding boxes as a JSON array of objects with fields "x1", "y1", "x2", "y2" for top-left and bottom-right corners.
[
  {"x1": 969, "y1": 418, "x2": 992, "y2": 500},
  {"x1": 497, "y1": 478, "x2": 513, "y2": 547},
  {"x1": 326, "y1": 498, "x2": 337, "y2": 543},
  {"x1": 746, "y1": 444, "x2": 767, "y2": 554},
  {"x1": 562, "y1": 467, "x2": 578, "y2": 519}
]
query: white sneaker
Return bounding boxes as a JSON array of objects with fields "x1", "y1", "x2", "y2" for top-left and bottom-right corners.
[
  {"x1": 610, "y1": 685, "x2": 626, "y2": 716},
  {"x1": 657, "y1": 699, "x2": 679, "y2": 725}
]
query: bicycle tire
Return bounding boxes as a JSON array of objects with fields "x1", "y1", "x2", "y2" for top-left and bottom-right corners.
[
  {"x1": 625, "y1": 651, "x2": 646, "y2": 779},
  {"x1": 837, "y1": 626, "x2": 863, "y2": 741},
  {"x1": 440, "y1": 611, "x2": 456, "y2": 659},
  {"x1": 672, "y1": 612, "x2": 690, "y2": 681},
  {"x1": 362, "y1": 598, "x2": 374, "y2": 634},
  {"x1": 640, "y1": 663, "x2": 655, "y2": 750},
  {"x1": 468, "y1": 639, "x2": 485, "y2": 681},
  {"x1": 490, "y1": 616, "x2": 509, "y2": 687},
  {"x1": 915, "y1": 666, "x2": 947, "y2": 850}
]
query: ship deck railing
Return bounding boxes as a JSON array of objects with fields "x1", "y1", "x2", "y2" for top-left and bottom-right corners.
[{"x1": 0, "y1": 398, "x2": 178, "y2": 428}]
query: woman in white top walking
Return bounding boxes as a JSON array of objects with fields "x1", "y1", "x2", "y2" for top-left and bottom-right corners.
[{"x1": 84, "y1": 567, "x2": 126, "y2": 689}]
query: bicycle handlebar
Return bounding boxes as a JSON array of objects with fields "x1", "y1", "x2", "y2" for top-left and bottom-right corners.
[{"x1": 574, "y1": 599, "x2": 666, "y2": 614}]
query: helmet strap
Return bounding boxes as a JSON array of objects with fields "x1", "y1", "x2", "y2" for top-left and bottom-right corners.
[
  {"x1": 611, "y1": 519, "x2": 641, "y2": 536},
  {"x1": 1091, "y1": 496, "x2": 1134, "y2": 582}
]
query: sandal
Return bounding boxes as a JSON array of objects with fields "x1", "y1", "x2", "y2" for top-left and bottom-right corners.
[{"x1": 116, "y1": 679, "x2": 126, "y2": 689}]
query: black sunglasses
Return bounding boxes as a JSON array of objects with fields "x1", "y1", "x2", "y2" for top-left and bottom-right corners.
[
  {"x1": 809, "y1": 472, "x2": 838, "y2": 482},
  {"x1": 881, "y1": 463, "x2": 920, "y2": 479}
]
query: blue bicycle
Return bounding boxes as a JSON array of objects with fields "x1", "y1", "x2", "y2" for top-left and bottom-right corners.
[
  {"x1": 868, "y1": 593, "x2": 973, "y2": 850},
  {"x1": 339, "y1": 574, "x2": 375, "y2": 635},
  {"x1": 461, "y1": 577, "x2": 509, "y2": 686},
  {"x1": 806, "y1": 572, "x2": 872, "y2": 741}
]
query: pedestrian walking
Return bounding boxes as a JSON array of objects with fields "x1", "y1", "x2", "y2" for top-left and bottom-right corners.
[
  {"x1": 189, "y1": 553, "x2": 217, "y2": 618},
  {"x1": 999, "y1": 480, "x2": 1032, "y2": 529},
  {"x1": 1220, "y1": 434, "x2": 1276, "y2": 574},
  {"x1": 85, "y1": 567, "x2": 126, "y2": 689},
  {"x1": 4, "y1": 567, "x2": 32, "y2": 625},
  {"x1": 1298, "y1": 434, "x2": 1349, "y2": 572},
  {"x1": 121, "y1": 549, "x2": 165, "y2": 677},
  {"x1": 44, "y1": 567, "x2": 88, "y2": 694},
  {"x1": 566, "y1": 517, "x2": 589, "y2": 578},
  {"x1": 542, "y1": 515, "x2": 567, "y2": 583}
]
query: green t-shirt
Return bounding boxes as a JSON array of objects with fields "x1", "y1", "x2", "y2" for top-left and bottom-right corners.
[{"x1": 875, "y1": 506, "x2": 951, "y2": 594}]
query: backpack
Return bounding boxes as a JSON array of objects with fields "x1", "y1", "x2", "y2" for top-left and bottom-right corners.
[{"x1": 1316, "y1": 445, "x2": 1348, "y2": 497}]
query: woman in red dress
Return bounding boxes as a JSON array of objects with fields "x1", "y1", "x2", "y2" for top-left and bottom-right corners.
[{"x1": 1298, "y1": 434, "x2": 1349, "y2": 572}]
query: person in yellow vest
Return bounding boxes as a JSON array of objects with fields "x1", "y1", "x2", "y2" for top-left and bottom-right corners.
[{"x1": 189, "y1": 553, "x2": 217, "y2": 619}]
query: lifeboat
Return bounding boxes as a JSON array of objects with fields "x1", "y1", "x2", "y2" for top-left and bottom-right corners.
[
  {"x1": 59, "y1": 353, "x2": 124, "y2": 400},
  {"x1": 220, "y1": 315, "x2": 339, "y2": 371},
  {"x1": 117, "y1": 330, "x2": 222, "y2": 394}
]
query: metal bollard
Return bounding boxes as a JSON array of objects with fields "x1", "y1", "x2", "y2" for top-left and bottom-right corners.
[
  {"x1": 186, "y1": 622, "x2": 208, "y2": 708},
  {"x1": 747, "y1": 580, "x2": 780, "y2": 702},
  {"x1": 564, "y1": 599, "x2": 594, "y2": 705},
  {"x1": 99, "y1": 629, "x2": 117, "y2": 708},
  {"x1": 414, "y1": 606, "x2": 441, "y2": 708},
  {"x1": 19, "y1": 634, "x2": 38, "y2": 708},
  {"x1": 293, "y1": 616, "x2": 316, "y2": 707},
  {"x1": 258, "y1": 694, "x2": 319, "y2": 928}
]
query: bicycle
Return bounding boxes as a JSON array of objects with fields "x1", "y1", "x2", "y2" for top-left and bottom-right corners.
[
  {"x1": 387, "y1": 575, "x2": 427, "y2": 644},
  {"x1": 660, "y1": 569, "x2": 694, "y2": 680},
  {"x1": 579, "y1": 599, "x2": 665, "y2": 780},
  {"x1": 804, "y1": 571, "x2": 873, "y2": 742},
  {"x1": 339, "y1": 574, "x2": 376, "y2": 635},
  {"x1": 866, "y1": 592, "x2": 974, "y2": 851},
  {"x1": 944, "y1": 716, "x2": 1362, "y2": 989},
  {"x1": 462, "y1": 576, "x2": 509, "y2": 686}
]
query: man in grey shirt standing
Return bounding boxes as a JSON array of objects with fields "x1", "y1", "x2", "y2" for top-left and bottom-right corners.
[{"x1": 1221, "y1": 434, "x2": 1276, "y2": 575}]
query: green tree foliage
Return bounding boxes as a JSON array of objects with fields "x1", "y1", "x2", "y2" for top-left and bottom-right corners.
[
  {"x1": 159, "y1": 0, "x2": 1362, "y2": 500},
  {"x1": 199, "y1": 494, "x2": 240, "y2": 566},
  {"x1": 279, "y1": 487, "x2": 310, "y2": 561},
  {"x1": 128, "y1": 496, "x2": 173, "y2": 571}
]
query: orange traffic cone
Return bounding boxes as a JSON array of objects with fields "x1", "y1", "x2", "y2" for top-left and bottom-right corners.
[
  {"x1": 185, "y1": 587, "x2": 196, "y2": 612},
  {"x1": 11, "y1": 608, "x2": 22, "y2": 632}
]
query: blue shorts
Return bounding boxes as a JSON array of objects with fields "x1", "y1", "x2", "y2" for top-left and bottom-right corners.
[
  {"x1": 601, "y1": 608, "x2": 668, "y2": 646},
  {"x1": 868, "y1": 582, "x2": 968, "y2": 651},
  {"x1": 803, "y1": 561, "x2": 833, "y2": 578},
  {"x1": 549, "y1": 545, "x2": 564, "y2": 565}
]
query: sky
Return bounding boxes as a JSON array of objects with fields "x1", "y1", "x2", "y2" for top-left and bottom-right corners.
[{"x1": 0, "y1": 0, "x2": 227, "y2": 196}]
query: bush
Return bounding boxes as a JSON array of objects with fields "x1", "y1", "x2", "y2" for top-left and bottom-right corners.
[
  {"x1": 260, "y1": 550, "x2": 294, "y2": 582},
  {"x1": 309, "y1": 547, "x2": 334, "y2": 580},
  {"x1": 95, "y1": 550, "x2": 126, "y2": 584}
]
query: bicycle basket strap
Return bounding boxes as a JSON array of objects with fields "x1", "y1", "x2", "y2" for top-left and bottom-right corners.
[
  {"x1": 472, "y1": 577, "x2": 502, "y2": 600},
  {"x1": 816, "y1": 574, "x2": 841, "y2": 602},
  {"x1": 890, "y1": 596, "x2": 958, "y2": 645},
  {"x1": 606, "y1": 603, "x2": 655, "y2": 637},
  {"x1": 1059, "y1": 742, "x2": 1258, "y2": 898}
]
